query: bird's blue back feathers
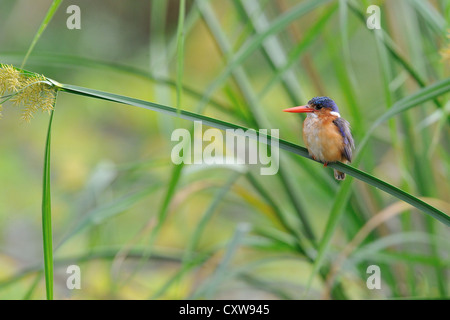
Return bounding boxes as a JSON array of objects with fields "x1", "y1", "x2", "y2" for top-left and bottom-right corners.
[{"x1": 333, "y1": 117, "x2": 355, "y2": 162}]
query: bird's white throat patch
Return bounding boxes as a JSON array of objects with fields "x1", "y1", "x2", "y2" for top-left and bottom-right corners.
[{"x1": 330, "y1": 111, "x2": 340, "y2": 117}]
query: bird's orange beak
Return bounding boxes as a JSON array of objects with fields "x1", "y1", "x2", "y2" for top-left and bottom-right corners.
[{"x1": 283, "y1": 105, "x2": 314, "y2": 113}]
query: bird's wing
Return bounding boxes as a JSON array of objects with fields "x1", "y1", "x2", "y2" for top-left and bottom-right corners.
[{"x1": 333, "y1": 117, "x2": 355, "y2": 162}]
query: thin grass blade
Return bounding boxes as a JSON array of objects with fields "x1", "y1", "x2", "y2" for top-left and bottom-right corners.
[
  {"x1": 21, "y1": 0, "x2": 63, "y2": 68},
  {"x1": 56, "y1": 83, "x2": 450, "y2": 226},
  {"x1": 42, "y1": 109, "x2": 55, "y2": 300}
]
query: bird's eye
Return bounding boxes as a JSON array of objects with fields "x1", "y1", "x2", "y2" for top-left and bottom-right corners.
[{"x1": 315, "y1": 105, "x2": 322, "y2": 110}]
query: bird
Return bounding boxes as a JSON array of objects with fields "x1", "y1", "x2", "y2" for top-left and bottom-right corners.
[{"x1": 283, "y1": 96, "x2": 355, "y2": 180}]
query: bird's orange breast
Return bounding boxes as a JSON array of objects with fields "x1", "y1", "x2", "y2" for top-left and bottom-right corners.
[{"x1": 302, "y1": 114, "x2": 346, "y2": 163}]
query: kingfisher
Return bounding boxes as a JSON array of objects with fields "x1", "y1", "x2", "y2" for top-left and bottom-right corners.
[{"x1": 283, "y1": 96, "x2": 355, "y2": 180}]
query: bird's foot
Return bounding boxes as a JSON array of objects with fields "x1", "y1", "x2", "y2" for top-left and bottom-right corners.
[{"x1": 323, "y1": 162, "x2": 328, "y2": 167}]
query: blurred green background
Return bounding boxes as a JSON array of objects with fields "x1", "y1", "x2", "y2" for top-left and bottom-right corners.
[{"x1": 0, "y1": 0, "x2": 449, "y2": 299}]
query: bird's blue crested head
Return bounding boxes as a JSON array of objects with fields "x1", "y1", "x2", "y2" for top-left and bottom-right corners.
[{"x1": 307, "y1": 97, "x2": 339, "y2": 113}]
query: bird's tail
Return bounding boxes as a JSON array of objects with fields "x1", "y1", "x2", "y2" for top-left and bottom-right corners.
[{"x1": 334, "y1": 169, "x2": 345, "y2": 180}]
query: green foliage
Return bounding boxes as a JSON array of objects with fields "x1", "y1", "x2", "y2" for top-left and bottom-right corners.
[
  {"x1": 0, "y1": 0, "x2": 449, "y2": 300},
  {"x1": 42, "y1": 109, "x2": 55, "y2": 300}
]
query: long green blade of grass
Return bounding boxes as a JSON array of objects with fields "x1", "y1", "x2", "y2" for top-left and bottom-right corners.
[
  {"x1": 42, "y1": 109, "x2": 55, "y2": 300},
  {"x1": 53, "y1": 81, "x2": 450, "y2": 226},
  {"x1": 57, "y1": 184, "x2": 161, "y2": 247},
  {"x1": 176, "y1": 0, "x2": 186, "y2": 114},
  {"x1": 304, "y1": 173, "x2": 354, "y2": 297},
  {"x1": 18, "y1": 0, "x2": 62, "y2": 300},
  {"x1": 164, "y1": 172, "x2": 241, "y2": 298},
  {"x1": 348, "y1": 2, "x2": 447, "y2": 117},
  {"x1": 197, "y1": 0, "x2": 315, "y2": 240},
  {"x1": 131, "y1": 0, "x2": 189, "y2": 280},
  {"x1": 0, "y1": 247, "x2": 192, "y2": 291},
  {"x1": 183, "y1": 172, "x2": 241, "y2": 264},
  {"x1": 236, "y1": 0, "x2": 305, "y2": 104},
  {"x1": 360, "y1": 77, "x2": 450, "y2": 148},
  {"x1": 257, "y1": 4, "x2": 338, "y2": 99},
  {"x1": 21, "y1": 0, "x2": 63, "y2": 68},
  {"x1": 1, "y1": 52, "x2": 235, "y2": 114},
  {"x1": 123, "y1": 164, "x2": 184, "y2": 285},
  {"x1": 194, "y1": 0, "x2": 332, "y2": 112},
  {"x1": 193, "y1": 222, "x2": 251, "y2": 299},
  {"x1": 246, "y1": 172, "x2": 305, "y2": 244}
]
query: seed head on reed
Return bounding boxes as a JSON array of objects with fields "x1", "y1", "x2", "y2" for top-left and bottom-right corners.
[{"x1": 0, "y1": 64, "x2": 57, "y2": 121}]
